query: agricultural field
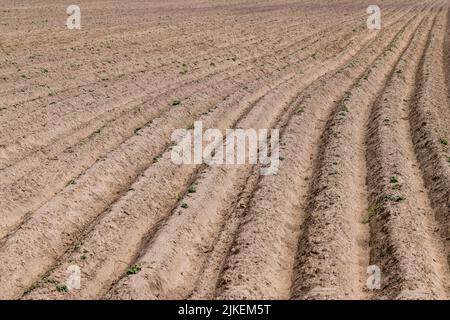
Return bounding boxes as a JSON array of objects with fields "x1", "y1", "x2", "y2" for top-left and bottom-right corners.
[{"x1": 0, "y1": 0, "x2": 449, "y2": 300}]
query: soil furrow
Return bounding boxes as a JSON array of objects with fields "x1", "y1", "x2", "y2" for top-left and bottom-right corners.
[
  {"x1": 212, "y1": 4, "x2": 432, "y2": 300},
  {"x1": 407, "y1": 3, "x2": 450, "y2": 298},
  {"x1": 0, "y1": 2, "x2": 375, "y2": 139},
  {"x1": 23, "y1": 63, "x2": 298, "y2": 300},
  {"x1": 0, "y1": 5, "x2": 384, "y2": 166},
  {"x1": 103, "y1": 3, "x2": 428, "y2": 301},
  {"x1": 0, "y1": 5, "x2": 379, "y2": 180},
  {"x1": 0, "y1": 4, "x2": 407, "y2": 242},
  {"x1": 1, "y1": 48, "x2": 328, "y2": 298},
  {"x1": 19, "y1": 3, "x2": 412, "y2": 300},
  {"x1": 0, "y1": 12, "x2": 375, "y2": 243},
  {"x1": 0, "y1": 3, "x2": 368, "y2": 101},
  {"x1": 366, "y1": 4, "x2": 450, "y2": 300},
  {"x1": 291, "y1": 4, "x2": 439, "y2": 300},
  {"x1": 0, "y1": 0, "x2": 445, "y2": 301}
]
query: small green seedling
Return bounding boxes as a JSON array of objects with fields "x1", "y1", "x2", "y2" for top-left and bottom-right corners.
[
  {"x1": 385, "y1": 195, "x2": 406, "y2": 203},
  {"x1": 55, "y1": 284, "x2": 68, "y2": 293},
  {"x1": 126, "y1": 265, "x2": 142, "y2": 275},
  {"x1": 187, "y1": 185, "x2": 196, "y2": 193},
  {"x1": 152, "y1": 155, "x2": 161, "y2": 164},
  {"x1": 363, "y1": 203, "x2": 381, "y2": 224},
  {"x1": 390, "y1": 176, "x2": 398, "y2": 184},
  {"x1": 24, "y1": 283, "x2": 38, "y2": 295}
]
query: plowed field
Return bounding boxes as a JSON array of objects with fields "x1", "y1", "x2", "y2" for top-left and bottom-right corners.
[{"x1": 1, "y1": 0, "x2": 449, "y2": 300}]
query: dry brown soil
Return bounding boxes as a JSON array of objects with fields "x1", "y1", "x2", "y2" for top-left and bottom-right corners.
[{"x1": 0, "y1": 0, "x2": 449, "y2": 300}]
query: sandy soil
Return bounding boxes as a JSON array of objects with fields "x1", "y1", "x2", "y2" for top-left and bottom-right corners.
[{"x1": 0, "y1": 0, "x2": 449, "y2": 300}]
